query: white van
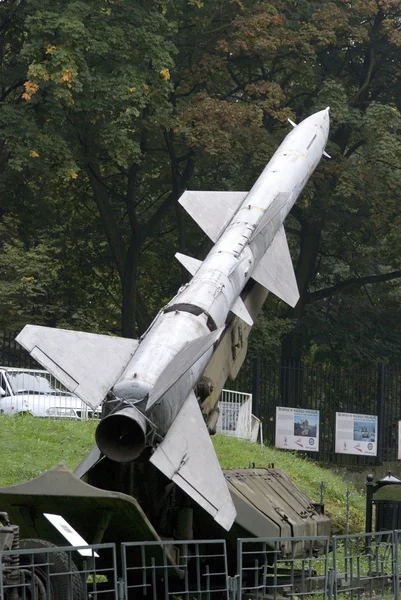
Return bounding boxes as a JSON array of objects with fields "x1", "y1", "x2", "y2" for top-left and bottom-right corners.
[{"x1": 0, "y1": 367, "x2": 100, "y2": 419}]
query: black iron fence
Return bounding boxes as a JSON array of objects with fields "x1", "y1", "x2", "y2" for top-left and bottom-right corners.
[
  {"x1": 2, "y1": 328, "x2": 401, "y2": 464},
  {"x1": 2, "y1": 531, "x2": 401, "y2": 600},
  {"x1": 229, "y1": 357, "x2": 401, "y2": 464},
  {"x1": 0, "y1": 330, "x2": 38, "y2": 369}
]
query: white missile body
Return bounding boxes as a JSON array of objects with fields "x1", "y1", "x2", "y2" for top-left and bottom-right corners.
[{"x1": 16, "y1": 108, "x2": 330, "y2": 532}]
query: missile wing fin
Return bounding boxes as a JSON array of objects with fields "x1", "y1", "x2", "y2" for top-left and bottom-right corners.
[
  {"x1": 179, "y1": 191, "x2": 248, "y2": 242},
  {"x1": 231, "y1": 297, "x2": 254, "y2": 326},
  {"x1": 16, "y1": 325, "x2": 138, "y2": 410},
  {"x1": 175, "y1": 252, "x2": 202, "y2": 276},
  {"x1": 150, "y1": 390, "x2": 236, "y2": 531},
  {"x1": 252, "y1": 226, "x2": 300, "y2": 308},
  {"x1": 146, "y1": 327, "x2": 223, "y2": 411}
]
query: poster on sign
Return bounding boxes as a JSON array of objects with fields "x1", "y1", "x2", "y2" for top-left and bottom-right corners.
[
  {"x1": 275, "y1": 407, "x2": 319, "y2": 452},
  {"x1": 335, "y1": 412, "x2": 377, "y2": 456}
]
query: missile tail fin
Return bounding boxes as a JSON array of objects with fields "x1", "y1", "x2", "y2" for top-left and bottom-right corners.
[
  {"x1": 150, "y1": 390, "x2": 236, "y2": 531},
  {"x1": 175, "y1": 252, "x2": 202, "y2": 276},
  {"x1": 16, "y1": 325, "x2": 138, "y2": 410},
  {"x1": 179, "y1": 191, "x2": 248, "y2": 242},
  {"x1": 231, "y1": 297, "x2": 254, "y2": 326},
  {"x1": 252, "y1": 226, "x2": 300, "y2": 307}
]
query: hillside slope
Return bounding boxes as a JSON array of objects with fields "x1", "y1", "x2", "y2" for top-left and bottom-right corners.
[{"x1": 0, "y1": 416, "x2": 364, "y2": 533}]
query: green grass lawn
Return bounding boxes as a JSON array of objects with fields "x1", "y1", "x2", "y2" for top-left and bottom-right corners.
[
  {"x1": 0, "y1": 415, "x2": 365, "y2": 534},
  {"x1": 0, "y1": 415, "x2": 98, "y2": 484}
]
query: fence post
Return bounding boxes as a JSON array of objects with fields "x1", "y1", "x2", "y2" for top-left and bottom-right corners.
[
  {"x1": 228, "y1": 574, "x2": 240, "y2": 600},
  {"x1": 331, "y1": 536, "x2": 337, "y2": 600},
  {"x1": 117, "y1": 577, "x2": 125, "y2": 600},
  {"x1": 251, "y1": 357, "x2": 261, "y2": 418},
  {"x1": 327, "y1": 568, "x2": 335, "y2": 600},
  {"x1": 376, "y1": 362, "x2": 385, "y2": 462},
  {"x1": 394, "y1": 531, "x2": 399, "y2": 600},
  {"x1": 365, "y1": 474, "x2": 374, "y2": 544}
]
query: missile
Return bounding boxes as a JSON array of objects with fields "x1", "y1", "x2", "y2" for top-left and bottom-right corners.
[{"x1": 16, "y1": 107, "x2": 330, "y2": 531}]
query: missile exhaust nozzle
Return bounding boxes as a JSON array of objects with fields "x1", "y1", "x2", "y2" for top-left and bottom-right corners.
[{"x1": 95, "y1": 405, "x2": 147, "y2": 462}]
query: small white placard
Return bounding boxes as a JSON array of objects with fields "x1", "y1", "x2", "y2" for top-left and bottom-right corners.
[
  {"x1": 335, "y1": 412, "x2": 377, "y2": 456},
  {"x1": 44, "y1": 513, "x2": 99, "y2": 557},
  {"x1": 275, "y1": 407, "x2": 319, "y2": 452}
]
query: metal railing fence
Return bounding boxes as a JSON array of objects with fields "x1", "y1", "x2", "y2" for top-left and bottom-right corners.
[
  {"x1": 237, "y1": 536, "x2": 330, "y2": 600},
  {"x1": 216, "y1": 389, "x2": 253, "y2": 439},
  {"x1": 121, "y1": 539, "x2": 229, "y2": 600},
  {"x1": 0, "y1": 367, "x2": 100, "y2": 420},
  {"x1": 3, "y1": 532, "x2": 401, "y2": 599},
  {"x1": 332, "y1": 530, "x2": 397, "y2": 600},
  {"x1": 0, "y1": 542, "x2": 118, "y2": 599}
]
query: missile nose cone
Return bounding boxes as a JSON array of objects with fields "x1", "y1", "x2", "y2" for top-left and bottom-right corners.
[
  {"x1": 316, "y1": 107, "x2": 330, "y2": 120},
  {"x1": 322, "y1": 107, "x2": 330, "y2": 123}
]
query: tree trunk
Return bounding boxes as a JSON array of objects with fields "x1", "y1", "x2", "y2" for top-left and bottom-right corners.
[
  {"x1": 121, "y1": 241, "x2": 140, "y2": 339},
  {"x1": 281, "y1": 219, "x2": 321, "y2": 360},
  {"x1": 280, "y1": 219, "x2": 321, "y2": 406}
]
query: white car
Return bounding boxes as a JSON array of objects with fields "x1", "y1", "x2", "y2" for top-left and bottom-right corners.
[{"x1": 0, "y1": 367, "x2": 100, "y2": 419}]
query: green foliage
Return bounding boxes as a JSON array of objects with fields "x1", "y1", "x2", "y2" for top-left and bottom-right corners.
[
  {"x1": 2, "y1": 0, "x2": 401, "y2": 362},
  {"x1": 0, "y1": 0, "x2": 181, "y2": 337},
  {"x1": 247, "y1": 309, "x2": 295, "y2": 359},
  {"x1": 0, "y1": 211, "x2": 122, "y2": 333},
  {"x1": 172, "y1": 0, "x2": 401, "y2": 365}
]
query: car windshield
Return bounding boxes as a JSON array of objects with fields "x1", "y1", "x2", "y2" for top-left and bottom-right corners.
[{"x1": 7, "y1": 372, "x2": 72, "y2": 396}]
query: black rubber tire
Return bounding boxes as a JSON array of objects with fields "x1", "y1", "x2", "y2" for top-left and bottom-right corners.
[{"x1": 19, "y1": 538, "x2": 85, "y2": 600}]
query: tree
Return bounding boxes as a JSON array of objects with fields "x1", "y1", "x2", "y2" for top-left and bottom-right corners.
[
  {"x1": 3, "y1": 0, "x2": 401, "y2": 366},
  {"x1": 1, "y1": 0, "x2": 192, "y2": 337},
  {"x1": 171, "y1": 0, "x2": 401, "y2": 364}
]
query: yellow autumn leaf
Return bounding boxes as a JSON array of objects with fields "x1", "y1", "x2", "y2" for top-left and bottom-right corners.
[
  {"x1": 46, "y1": 45, "x2": 57, "y2": 55},
  {"x1": 70, "y1": 171, "x2": 78, "y2": 179},
  {"x1": 159, "y1": 68, "x2": 170, "y2": 81},
  {"x1": 30, "y1": 150, "x2": 39, "y2": 158},
  {"x1": 129, "y1": 87, "x2": 136, "y2": 93}
]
